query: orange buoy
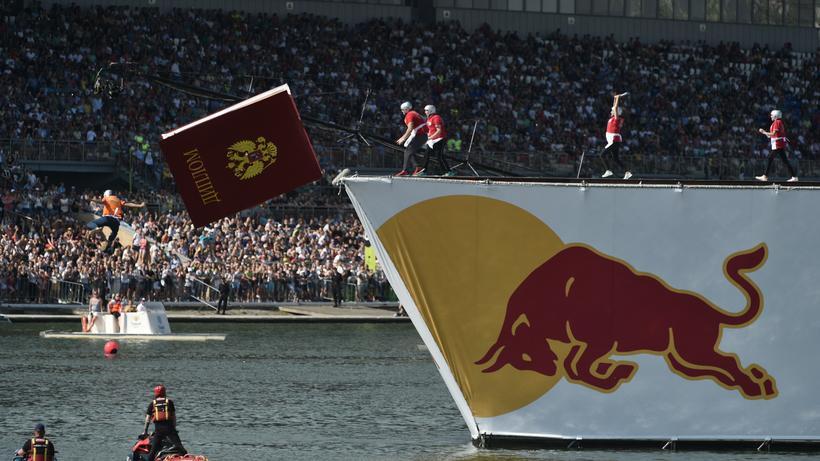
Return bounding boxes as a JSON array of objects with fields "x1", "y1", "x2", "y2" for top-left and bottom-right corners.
[{"x1": 104, "y1": 340, "x2": 119, "y2": 357}]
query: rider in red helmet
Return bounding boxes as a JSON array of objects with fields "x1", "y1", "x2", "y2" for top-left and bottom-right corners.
[{"x1": 142, "y1": 385, "x2": 186, "y2": 461}]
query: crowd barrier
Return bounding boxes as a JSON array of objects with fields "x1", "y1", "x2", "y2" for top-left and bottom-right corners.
[
  {"x1": 3, "y1": 138, "x2": 116, "y2": 162},
  {"x1": 185, "y1": 275, "x2": 397, "y2": 304},
  {"x1": 0, "y1": 278, "x2": 86, "y2": 304},
  {"x1": 0, "y1": 274, "x2": 396, "y2": 305}
]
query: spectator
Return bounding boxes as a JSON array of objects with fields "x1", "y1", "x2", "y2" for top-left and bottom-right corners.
[
  {"x1": 84, "y1": 289, "x2": 102, "y2": 332},
  {"x1": 107, "y1": 293, "x2": 123, "y2": 332},
  {"x1": 217, "y1": 282, "x2": 230, "y2": 315}
]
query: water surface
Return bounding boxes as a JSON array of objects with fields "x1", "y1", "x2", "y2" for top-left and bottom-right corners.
[{"x1": 0, "y1": 322, "x2": 814, "y2": 460}]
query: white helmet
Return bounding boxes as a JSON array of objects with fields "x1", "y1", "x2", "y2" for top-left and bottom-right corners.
[
  {"x1": 103, "y1": 190, "x2": 113, "y2": 197},
  {"x1": 770, "y1": 109, "x2": 782, "y2": 119},
  {"x1": 400, "y1": 101, "x2": 412, "y2": 111},
  {"x1": 424, "y1": 105, "x2": 436, "y2": 114}
]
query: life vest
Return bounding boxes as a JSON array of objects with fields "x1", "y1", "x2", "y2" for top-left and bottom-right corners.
[
  {"x1": 109, "y1": 301, "x2": 122, "y2": 314},
  {"x1": 152, "y1": 397, "x2": 174, "y2": 422},
  {"x1": 29, "y1": 437, "x2": 53, "y2": 461}
]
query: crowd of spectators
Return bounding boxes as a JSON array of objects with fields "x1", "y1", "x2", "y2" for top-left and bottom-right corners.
[
  {"x1": 1, "y1": 4, "x2": 819, "y2": 304},
  {"x1": 1, "y1": 4, "x2": 818, "y2": 180},
  {"x1": 0, "y1": 169, "x2": 390, "y2": 306}
]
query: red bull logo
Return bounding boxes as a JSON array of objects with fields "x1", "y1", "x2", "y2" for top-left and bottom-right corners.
[
  {"x1": 476, "y1": 243, "x2": 778, "y2": 400},
  {"x1": 376, "y1": 195, "x2": 778, "y2": 418}
]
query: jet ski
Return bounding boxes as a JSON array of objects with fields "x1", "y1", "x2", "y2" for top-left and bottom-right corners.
[
  {"x1": 127, "y1": 433, "x2": 209, "y2": 461},
  {"x1": 12, "y1": 453, "x2": 57, "y2": 461}
]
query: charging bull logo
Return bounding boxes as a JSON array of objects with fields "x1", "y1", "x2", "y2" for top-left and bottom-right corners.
[
  {"x1": 377, "y1": 195, "x2": 779, "y2": 417},
  {"x1": 476, "y1": 242, "x2": 777, "y2": 400}
]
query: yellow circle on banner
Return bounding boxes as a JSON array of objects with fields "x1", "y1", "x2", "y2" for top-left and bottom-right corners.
[{"x1": 377, "y1": 195, "x2": 567, "y2": 417}]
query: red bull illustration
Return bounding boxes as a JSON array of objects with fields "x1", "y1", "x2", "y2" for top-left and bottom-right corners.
[
  {"x1": 475, "y1": 243, "x2": 778, "y2": 400},
  {"x1": 347, "y1": 178, "x2": 818, "y2": 442}
]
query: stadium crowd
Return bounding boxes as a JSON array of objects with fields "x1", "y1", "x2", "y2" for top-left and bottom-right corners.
[
  {"x1": 0, "y1": 170, "x2": 390, "y2": 305},
  {"x1": 1, "y1": 5, "x2": 819, "y2": 304},
  {"x1": 1, "y1": 4, "x2": 818, "y2": 177}
]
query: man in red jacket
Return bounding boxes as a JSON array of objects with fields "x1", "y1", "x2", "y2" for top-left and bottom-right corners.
[
  {"x1": 420, "y1": 105, "x2": 454, "y2": 176},
  {"x1": 394, "y1": 101, "x2": 426, "y2": 176},
  {"x1": 756, "y1": 109, "x2": 798, "y2": 182}
]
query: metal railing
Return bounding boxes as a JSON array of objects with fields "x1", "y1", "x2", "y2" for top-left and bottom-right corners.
[
  {"x1": 0, "y1": 278, "x2": 85, "y2": 304},
  {"x1": 5, "y1": 137, "x2": 817, "y2": 180},
  {"x1": 2, "y1": 138, "x2": 117, "y2": 162},
  {"x1": 188, "y1": 276, "x2": 220, "y2": 311},
  {"x1": 319, "y1": 145, "x2": 819, "y2": 179},
  {"x1": 53, "y1": 280, "x2": 86, "y2": 305},
  {"x1": 2, "y1": 138, "x2": 163, "y2": 189},
  {"x1": 0, "y1": 270, "x2": 399, "y2": 305}
]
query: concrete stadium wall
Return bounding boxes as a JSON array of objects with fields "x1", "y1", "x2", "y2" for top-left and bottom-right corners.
[
  {"x1": 36, "y1": 0, "x2": 413, "y2": 23},
  {"x1": 442, "y1": 8, "x2": 820, "y2": 52},
  {"x1": 33, "y1": 0, "x2": 818, "y2": 50}
]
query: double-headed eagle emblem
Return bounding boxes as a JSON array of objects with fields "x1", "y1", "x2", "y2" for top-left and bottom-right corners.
[{"x1": 226, "y1": 137, "x2": 278, "y2": 180}]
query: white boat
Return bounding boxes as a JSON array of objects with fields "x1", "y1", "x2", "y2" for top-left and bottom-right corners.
[
  {"x1": 40, "y1": 302, "x2": 226, "y2": 341},
  {"x1": 341, "y1": 175, "x2": 820, "y2": 449}
]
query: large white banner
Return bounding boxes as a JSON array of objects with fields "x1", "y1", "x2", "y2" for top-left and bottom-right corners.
[{"x1": 344, "y1": 176, "x2": 820, "y2": 442}]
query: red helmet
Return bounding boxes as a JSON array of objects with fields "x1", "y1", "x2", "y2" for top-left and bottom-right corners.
[{"x1": 153, "y1": 385, "x2": 166, "y2": 397}]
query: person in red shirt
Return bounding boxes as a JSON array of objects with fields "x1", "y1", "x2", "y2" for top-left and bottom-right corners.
[
  {"x1": 755, "y1": 109, "x2": 798, "y2": 182},
  {"x1": 394, "y1": 101, "x2": 427, "y2": 176},
  {"x1": 420, "y1": 105, "x2": 454, "y2": 176},
  {"x1": 86, "y1": 189, "x2": 145, "y2": 253},
  {"x1": 600, "y1": 93, "x2": 632, "y2": 180}
]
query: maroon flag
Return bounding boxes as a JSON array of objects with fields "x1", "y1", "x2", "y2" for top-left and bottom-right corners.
[{"x1": 160, "y1": 84, "x2": 322, "y2": 227}]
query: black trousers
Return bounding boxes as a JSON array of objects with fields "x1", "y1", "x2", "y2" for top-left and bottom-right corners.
[
  {"x1": 402, "y1": 135, "x2": 426, "y2": 172},
  {"x1": 600, "y1": 142, "x2": 627, "y2": 173},
  {"x1": 217, "y1": 293, "x2": 229, "y2": 314},
  {"x1": 87, "y1": 215, "x2": 120, "y2": 249},
  {"x1": 148, "y1": 429, "x2": 185, "y2": 461},
  {"x1": 764, "y1": 148, "x2": 796, "y2": 177},
  {"x1": 332, "y1": 281, "x2": 343, "y2": 307},
  {"x1": 422, "y1": 140, "x2": 449, "y2": 174}
]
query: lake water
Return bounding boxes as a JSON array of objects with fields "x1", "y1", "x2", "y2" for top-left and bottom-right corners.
[{"x1": 0, "y1": 322, "x2": 816, "y2": 461}]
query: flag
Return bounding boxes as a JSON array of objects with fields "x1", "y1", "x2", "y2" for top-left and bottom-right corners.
[{"x1": 160, "y1": 84, "x2": 322, "y2": 227}]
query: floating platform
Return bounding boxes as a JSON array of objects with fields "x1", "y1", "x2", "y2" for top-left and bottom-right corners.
[
  {"x1": 39, "y1": 330, "x2": 226, "y2": 341},
  {"x1": 39, "y1": 302, "x2": 226, "y2": 341}
]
